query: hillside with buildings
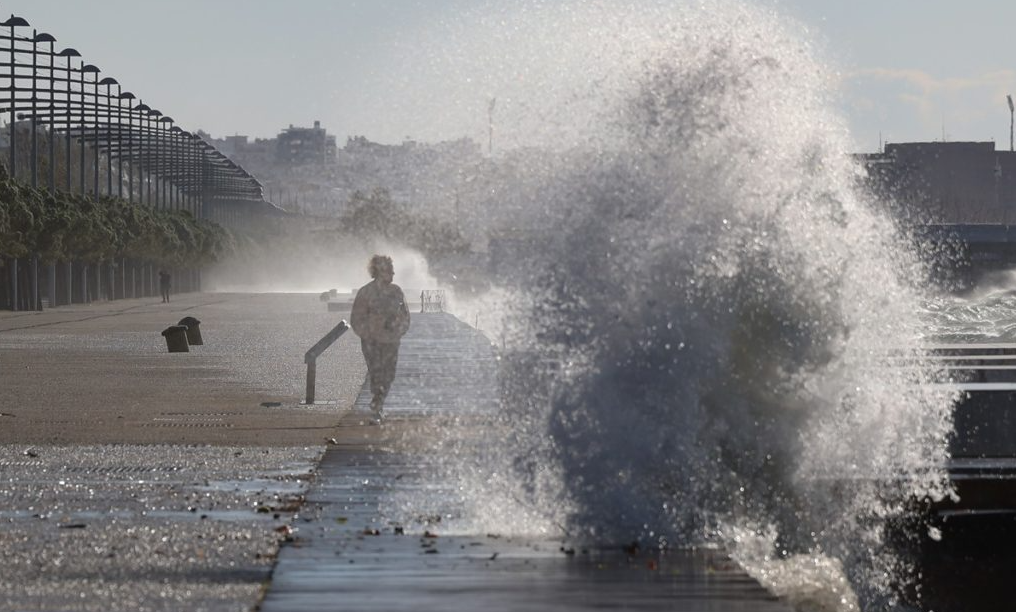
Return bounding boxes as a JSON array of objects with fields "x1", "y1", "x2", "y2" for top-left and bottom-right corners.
[{"x1": 205, "y1": 122, "x2": 483, "y2": 221}]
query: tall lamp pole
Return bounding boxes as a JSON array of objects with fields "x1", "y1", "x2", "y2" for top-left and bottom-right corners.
[
  {"x1": 119, "y1": 91, "x2": 135, "y2": 201},
  {"x1": 149, "y1": 108, "x2": 162, "y2": 208},
  {"x1": 56, "y1": 47, "x2": 80, "y2": 191},
  {"x1": 55, "y1": 47, "x2": 78, "y2": 305},
  {"x1": 28, "y1": 30, "x2": 40, "y2": 190},
  {"x1": 134, "y1": 101, "x2": 150, "y2": 205},
  {"x1": 29, "y1": 31, "x2": 55, "y2": 311},
  {"x1": 89, "y1": 66, "x2": 100, "y2": 196},
  {"x1": 1008, "y1": 94, "x2": 1014, "y2": 153},
  {"x1": 2, "y1": 16, "x2": 28, "y2": 312},
  {"x1": 99, "y1": 77, "x2": 117, "y2": 195},
  {"x1": 37, "y1": 32, "x2": 57, "y2": 309},
  {"x1": 37, "y1": 33, "x2": 56, "y2": 193},
  {"x1": 3, "y1": 15, "x2": 29, "y2": 182},
  {"x1": 160, "y1": 116, "x2": 174, "y2": 208},
  {"x1": 78, "y1": 63, "x2": 99, "y2": 193}
]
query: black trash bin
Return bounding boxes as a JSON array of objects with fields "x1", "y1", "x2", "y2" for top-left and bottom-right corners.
[
  {"x1": 178, "y1": 316, "x2": 203, "y2": 345},
  {"x1": 161, "y1": 325, "x2": 190, "y2": 353}
]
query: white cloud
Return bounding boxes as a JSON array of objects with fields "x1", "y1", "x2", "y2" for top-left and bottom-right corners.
[
  {"x1": 847, "y1": 68, "x2": 1015, "y2": 95},
  {"x1": 842, "y1": 67, "x2": 1016, "y2": 144}
]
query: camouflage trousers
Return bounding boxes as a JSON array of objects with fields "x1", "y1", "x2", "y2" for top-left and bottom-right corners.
[{"x1": 361, "y1": 339, "x2": 401, "y2": 412}]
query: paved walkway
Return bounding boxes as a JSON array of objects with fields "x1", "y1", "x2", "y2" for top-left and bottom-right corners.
[
  {"x1": 0, "y1": 292, "x2": 365, "y2": 445},
  {"x1": 262, "y1": 313, "x2": 791, "y2": 611},
  {"x1": 0, "y1": 293, "x2": 367, "y2": 611}
]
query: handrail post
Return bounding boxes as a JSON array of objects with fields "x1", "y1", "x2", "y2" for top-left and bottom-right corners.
[
  {"x1": 306, "y1": 360, "x2": 317, "y2": 404},
  {"x1": 304, "y1": 320, "x2": 348, "y2": 405}
]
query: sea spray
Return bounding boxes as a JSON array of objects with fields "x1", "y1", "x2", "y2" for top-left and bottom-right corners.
[{"x1": 383, "y1": 1, "x2": 958, "y2": 608}]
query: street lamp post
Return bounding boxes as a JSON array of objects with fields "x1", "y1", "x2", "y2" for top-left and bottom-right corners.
[
  {"x1": 134, "y1": 101, "x2": 150, "y2": 206},
  {"x1": 99, "y1": 77, "x2": 117, "y2": 195},
  {"x1": 181, "y1": 129, "x2": 195, "y2": 214},
  {"x1": 148, "y1": 108, "x2": 162, "y2": 208},
  {"x1": 2, "y1": 15, "x2": 28, "y2": 312},
  {"x1": 37, "y1": 33, "x2": 56, "y2": 193},
  {"x1": 37, "y1": 31, "x2": 58, "y2": 308},
  {"x1": 55, "y1": 47, "x2": 78, "y2": 305},
  {"x1": 169, "y1": 126, "x2": 185, "y2": 211},
  {"x1": 29, "y1": 31, "x2": 54, "y2": 311},
  {"x1": 96, "y1": 76, "x2": 116, "y2": 299},
  {"x1": 119, "y1": 91, "x2": 135, "y2": 202},
  {"x1": 29, "y1": 30, "x2": 39, "y2": 189},
  {"x1": 132, "y1": 100, "x2": 151, "y2": 295},
  {"x1": 116, "y1": 89, "x2": 130, "y2": 199},
  {"x1": 4, "y1": 15, "x2": 29, "y2": 181},
  {"x1": 56, "y1": 48, "x2": 79, "y2": 192},
  {"x1": 88, "y1": 66, "x2": 100, "y2": 196},
  {"x1": 78, "y1": 63, "x2": 98, "y2": 194},
  {"x1": 159, "y1": 115, "x2": 173, "y2": 209},
  {"x1": 1008, "y1": 94, "x2": 1014, "y2": 153},
  {"x1": 78, "y1": 63, "x2": 98, "y2": 301}
]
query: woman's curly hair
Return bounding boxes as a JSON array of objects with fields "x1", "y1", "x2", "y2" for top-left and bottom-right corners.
[{"x1": 368, "y1": 254, "x2": 393, "y2": 279}]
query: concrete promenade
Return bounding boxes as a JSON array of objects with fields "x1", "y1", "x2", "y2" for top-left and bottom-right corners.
[
  {"x1": 0, "y1": 291, "x2": 365, "y2": 445},
  {"x1": 261, "y1": 312, "x2": 792, "y2": 612},
  {"x1": 0, "y1": 292, "x2": 364, "y2": 611},
  {"x1": 0, "y1": 294, "x2": 790, "y2": 611}
]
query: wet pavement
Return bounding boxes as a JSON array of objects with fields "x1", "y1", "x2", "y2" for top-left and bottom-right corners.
[
  {"x1": 0, "y1": 444, "x2": 320, "y2": 612},
  {"x1": 0, "y1": 293, "x2": 362, "y2": 610},
  {"x1": 1, "y1": 296, "x2": 792, "y2": 611},
  {"x1": 0, "y1": 292, "x2": 366, "y2": 445},
  {"x1": 262, "y1": 313, "x2": 793, "y2": 611}
]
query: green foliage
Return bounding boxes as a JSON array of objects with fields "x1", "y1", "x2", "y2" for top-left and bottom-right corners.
[
  {"x1": 337, "y1": 187, "x2": 471, "y2": 257},
  {"x1": 0, "y1": 164, "x2": 232, "y2": 266}
]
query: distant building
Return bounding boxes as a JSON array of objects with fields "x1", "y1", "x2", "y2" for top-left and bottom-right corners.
[
  {"x1": 276, "y1": 121, "x2": 337, "y2": 166},
  {"x1": 858, "y1": 141, "x2": 1016, "y2": 282},
  {"x1": 203, "y1": 127, "x2": 483, "y2": 216},
  {"x1": 858, "y1": 141, "x2": 1016, "y2": 225}
]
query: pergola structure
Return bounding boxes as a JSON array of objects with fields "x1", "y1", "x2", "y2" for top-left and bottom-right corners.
[
  {"x1": 0, "y1": 16, "x2": 267, "y2": 209},
  {"x1": 0, "y1": 14, "x2": 282, "y2": 310}
]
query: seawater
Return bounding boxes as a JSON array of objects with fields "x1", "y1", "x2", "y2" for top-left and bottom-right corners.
[
  {"x1": 383, "y1": 2, "x2": 964, "y2": 610},
  {"x1": 923, "y1": 271, "x2": 1016, "y2": 343}
]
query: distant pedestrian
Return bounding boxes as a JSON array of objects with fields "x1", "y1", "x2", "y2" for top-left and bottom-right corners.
[
  {"x1": 350, "y1": 255, "x2": 411, "y2": 422},
  {"x1": 159, "y1": 270, "x2": 171, "y2": 303}
]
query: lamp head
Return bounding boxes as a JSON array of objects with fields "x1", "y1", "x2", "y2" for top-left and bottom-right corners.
[{"x1": 2, "y1": 15, "x2": 30, "y2": 28}]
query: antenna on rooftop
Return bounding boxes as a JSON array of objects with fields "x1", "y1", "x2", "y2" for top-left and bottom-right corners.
[{"x1": 1007, "y1": 94, "x2": 1014, "y2": 152}]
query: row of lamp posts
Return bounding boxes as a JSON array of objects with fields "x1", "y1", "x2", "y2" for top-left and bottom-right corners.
[{"x1": 0, "y1": 13, "x2": 265, "y2": 311}]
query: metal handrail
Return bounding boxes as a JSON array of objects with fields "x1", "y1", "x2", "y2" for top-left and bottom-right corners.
[{"x1": 304, "y1": 319, "x2": 349, "y2": 404}]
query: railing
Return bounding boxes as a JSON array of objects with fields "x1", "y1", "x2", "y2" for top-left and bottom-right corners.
[
  {"x1": 420, "y1": 289, "x2": 445, "y2": 313},
  {"x1": 304, "y1": 320, "x2": 349, "y2": 404}
]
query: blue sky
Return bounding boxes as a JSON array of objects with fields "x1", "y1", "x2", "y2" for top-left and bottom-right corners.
[{"x1": 5, "y1": 0, "x2": 1015, "y2": 152}]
